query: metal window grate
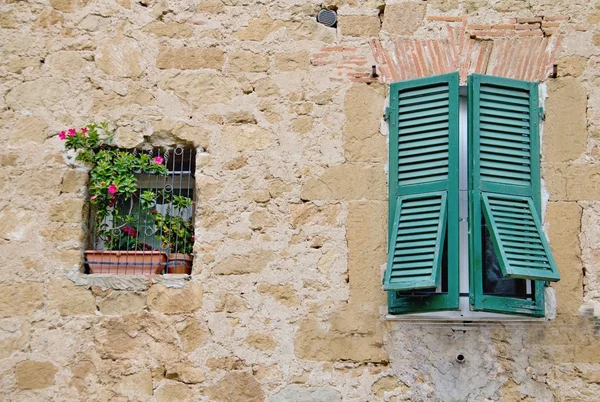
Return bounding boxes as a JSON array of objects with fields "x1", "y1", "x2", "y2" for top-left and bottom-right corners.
[{"x1": 84, "y1": 147, "x2": 196, "y2": 276}]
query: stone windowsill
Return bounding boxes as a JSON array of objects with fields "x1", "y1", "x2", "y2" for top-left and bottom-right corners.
[{"x1": 66, "y1": 269, "x2": 190, "y2": 291}]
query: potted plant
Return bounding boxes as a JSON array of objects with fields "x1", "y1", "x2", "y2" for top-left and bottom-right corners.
[
  {"x1": 60, "y1": 123, "x2": 169, "y2": 276},
  {"x1": 148, "y1": 194, "x2": 195, "y2": 274}
]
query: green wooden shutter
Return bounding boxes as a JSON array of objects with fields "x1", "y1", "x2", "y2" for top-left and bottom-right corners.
[
  {"x1": 385, "y1": 72, "x2": 459, "y2": 292},
  {"x1": 469, "y1": 74, "x2": 560, "y2": 283}
]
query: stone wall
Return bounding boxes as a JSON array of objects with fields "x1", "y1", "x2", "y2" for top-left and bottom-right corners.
[{"x1": 0, "y1": 0, "x2": 599, "y2": 401}]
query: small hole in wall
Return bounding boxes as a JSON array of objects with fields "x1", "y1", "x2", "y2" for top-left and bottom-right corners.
[{"x1": 456, "y1": 354, "x2": 465, "y2": 363}]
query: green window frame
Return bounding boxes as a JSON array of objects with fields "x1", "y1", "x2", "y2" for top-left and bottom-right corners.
[{"x1": 385, "y1": 73, "x2": 560, "y2": 317}]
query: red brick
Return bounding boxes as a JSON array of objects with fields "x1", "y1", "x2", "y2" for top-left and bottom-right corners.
[
  {"x1": 492, "y1": 24, "x2": 515, "y2": 29},
  {"x1": 507, "y1": 18, "x2": 517, "y2": 24},
  {"x1": 517, "y1": 17, "x2": 542, "y2": 23},
  {"x1": 516, "y1": 23, "x2": 540, "y2": 30},
  {"x1": 543, "y1": 28, "x2": 558, "y2": 36},
  {"x1": 311, "y1": 60, "x2": 335, "y2": 66},
  {"x1": 311, "y1": 53, "x2": 330, "y2": 58},
  {"x1": 517, "y1": 31, "x2": 543, "y2": 37},
  {"x1": 573, "y1": 24, "x2": 587, "y2": 31},
  {"x1": 471, "y1": 30, "x2": 515, "y2": 37},
  {"x1": 427, "y1": 16, "x2": 465, "y2": 22},
  {"x1": 320, "y1": 46, "x2": 344, "y2": 51},
  {"x1": 342, "y1": 47, "x2": 358, "y2": 51},
  {"x1": 467, "y1": 24, "x2": 492, "y2": 30},
  {"x1": 542, "y1": 21, "x2": 561, "y2": 28},
  {"x1": 543, "y1": 16, "x2": 570, "y2": 21},
  {"x1": 341, "y1": 61, "x2": 368, "y2": 66}
]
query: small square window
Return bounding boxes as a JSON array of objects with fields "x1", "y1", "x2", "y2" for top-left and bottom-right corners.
[{"x1": 84, "y1": 147, "x2": 196, "y2": 276}]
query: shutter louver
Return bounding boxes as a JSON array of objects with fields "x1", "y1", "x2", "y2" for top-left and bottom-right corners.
[
  {"x1": 470, "y1": 74, "x2": 560, "y2": 283},
  {"x1": 481, "y1": 193, "x2": 560, "y2": 281},
  {"x1": 384, "y1": 193, "x2": 447, "y2": 290},
  {"x1": 385, "y1": 72, "x2": 459, "y2": 292}
]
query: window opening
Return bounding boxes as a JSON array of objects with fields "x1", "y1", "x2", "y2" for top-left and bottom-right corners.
[{"x1": 85, "y1": 147, "x2": 196, "y2": 276}]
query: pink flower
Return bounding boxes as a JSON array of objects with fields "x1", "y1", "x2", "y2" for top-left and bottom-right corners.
[
  {"x1": 68, "y1": 128, "x2": 76, "y2": 136},
  {"x1": 154, "y1": 156, "x2": 164, "y2": 164},
  {"x1": 59, "y1": 131, "x2": 66, "y2": 140},
  {"x1": 90, "y1": 195, "x2": 98, "y2": 201},
  {"x1": 81, "y1": 127, "x2": 88, "y2": 134},
  {"x1": 123, "y1": 226, "x2": 137, "y2": 237},
  {"x1": 107, "y1": 184, "x2": 117, "y2": 195}
]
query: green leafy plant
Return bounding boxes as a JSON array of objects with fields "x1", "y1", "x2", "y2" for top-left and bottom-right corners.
[
  {"x1": 60, "y1": 123, "x2": 168, "y2": 251},
  {"x1": 150, "y1": 195, "x2": 194, "y2": 255}
]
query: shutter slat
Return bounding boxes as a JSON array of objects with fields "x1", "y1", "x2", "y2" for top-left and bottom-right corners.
[
  {"x1": 401, "y1": 99, "x2": 449, "y2": 113},
  {"x1": 480, "y1": 86, "x2": 530, "y2": 99},
  {"x1": 400, "y1": 85, "x2": 448, "y2": 99},
  {"x1": 480, "y1": 108, "x2": 530, "y2": 121},
  {"x1": 480, "y1": 115, "x2": 530, "y2": 128},
  {"x1": 398, "y1": 130, "x2": 448, "y2": 144},
  {"x1": 399, "y1": 121, "x2": 449, "y2": 135},
  {"x1": 384, "y1": 193, "x2": 448, "y2": 291},
  {"x1": 480, "y1": 100, "x2": 529, "y2": 114},
  {"x1": 480, "y1": 93, "x2": 530, "y2": 106},
  {"x1": 399, "y1": 107, "x2": 450, "y2": 122},
  {"x1": 480, "y1": 123, "x2": 531, "y2": 135},
  {"x1": 399, "y1": 92, "x2": 448, "y2": 106},
  {"x1": 482, "y1": 193, "x2": 560, "y2": 281},
  {"x1": 480, "y1": 131, "x2": 530, "y2": 144}
]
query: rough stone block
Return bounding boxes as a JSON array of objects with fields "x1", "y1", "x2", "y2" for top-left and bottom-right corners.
[
  {"x1": 49, "y1": 198, "x2": 84, "y2": 223},
  {"x1": 178, "y1": 318, "x2": 209, "y2": 352},
  {"x1": 15, "y1": 361, "x2": 58, "y2": 390},
  {"x1": 160, "y1": 72, "x2": 238, "y2": 107},
  {"x1": 50, "y1": 0, "x2": 88, "y2": 12},
  {"x1": 0, "y1": 283, "x2": 44, "y2": 317},
  {"x1": 338, "y1": 15, "x2": 381, "y2": 37},
  {"x1": 245, "y1": 333, "x2": 276, "y2": 350},
  {"x1": 147, "y1": 281, "x2": 203, "y2": 314},
  {"x1": 344, "y1": 84, "x2": 386, "y2": 163},
  {"x1": 546, "y1": 202, "x2": 583, "y2": 315},
  {"x1": 166, "y1": 364, "x2": 205, "y2": 384},
  {"x1": 48, "y1": 280, "x2": 95, "y2": 315},
  {"x1": 382, "y1": 2, "x2": 426, "y2": 35},
  {"x1": 95, "y1": 37, "x2": 145, "y2": 78},
  {"x1": 10, "y1": 116, "x2": 48, "y2": 144},
  {"x1": 222, "y1": 124, "x2": 274, "y2": 152},
  {"x1": 229, "y1": 50, "x2": 270, "y2": 73},
  {"x1": 347, "y1": 201, "x2": 387, "y2": 305},
  {"x1": 275, "y1": 51, "x2": 310, "y2": 71},
  {"x1": 61, "y1": 170, "x2": 88, "y2": 193},
  {"x1": 117, "y1": 371, "x2": 153, "y2": 397},
  {"x1": 155, "y1": 384, "x2": 194, "y2": 402},
  {"x1": 157, "y1": 47, "x2": 225, "y2": 70},
  {"x1": 544, "y1": 163, "x2": 600, "y2": 201},
  {"x1": 213, "y1": 250, "x2": 275, "y2": 275},
  {"x1": 257, "y1": 283, "x2": 299, "y2": 307},
  {"x1": 98, "y1": 291, "x2": 146, "y2": 315},
  {"x1": 204, "y1": 372, "x2": 264, "y2": 402},
  {"x1": 235, "y1": 11, "x2": 283, "y2": 41},
  {"x1": 6, "y1": 78, "x2": 70, "y2": 111},
  {"x1": 544, "y1": 77, "x2": 587, "y2": 163},
  {"x1": 300, "y1": 164, "x2": 386, "y2": 201},
  {"x1": 270, "y1": 384, "x2": 341, "y2": 402},
  {"x1": 142, "y1": 22, "x2": 193, "y2": 38}
]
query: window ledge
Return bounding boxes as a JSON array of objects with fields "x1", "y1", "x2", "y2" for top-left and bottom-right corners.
[
  {"x1": 385, "y1": 313, "x2": 546, "y2": 324},
  {"x1": 67, "y1": 269, "x2": 190, "y2": 291}
]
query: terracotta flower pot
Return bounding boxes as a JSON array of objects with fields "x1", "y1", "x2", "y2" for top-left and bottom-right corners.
[
  {"x1": 84, "y1": 250, "x2": 167, "y2": 276},
  {"x1": 166, "y1": 253, "x2": 193, "y2": 274}
]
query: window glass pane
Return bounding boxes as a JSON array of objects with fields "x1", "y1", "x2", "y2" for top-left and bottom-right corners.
[{"x1": 481, "y1": 216, "x2": 528, "y2": 297}]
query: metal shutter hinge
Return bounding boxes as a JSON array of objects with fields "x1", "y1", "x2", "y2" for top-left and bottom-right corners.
[
  {"x1": 384, "y1": 107, "x2": 391, "y2": 122},
  {"x1": 538, "y1": 107, "x2": 545, "y2": 121}
]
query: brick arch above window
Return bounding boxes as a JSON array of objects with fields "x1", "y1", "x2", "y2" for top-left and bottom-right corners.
[{"x1": 370, "y1": 19, "x2": 563, "y2": 84}]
